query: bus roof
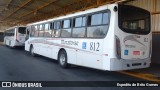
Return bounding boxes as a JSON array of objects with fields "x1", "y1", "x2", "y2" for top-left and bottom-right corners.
[{"x1": 6, "y1": 26, "x2": 26, "y2": 31}]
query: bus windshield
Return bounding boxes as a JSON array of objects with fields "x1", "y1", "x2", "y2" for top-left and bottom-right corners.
[
  {"x1": 118, "y1": 5, "x2": 150, "y2": 35},
  {"x1": 18, "y1": 27, "x2": 26, "y2": 34}
]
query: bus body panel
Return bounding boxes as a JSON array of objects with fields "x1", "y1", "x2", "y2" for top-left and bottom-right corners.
[
  {"x1": 110, "y1": 4, "x2": 151, "y2": 70},
  {"x1": 4, "y1": 36, "x2": 14, "y2": 46},
  {"x1": 4, "y1": 26, "x2": 26, "y2": 47},
  {"x1": 25, "y1": 4, "x2": 151, "y2": 71},
  {"x1": 16, "y1": 27, "x2": 27, "y2": 44},
  {"x1": 101, "y1": 4, "x2": 117, "y2": 70},
  {"x1": 116, "y1": 31, "x2": 151, "y2": 60},
  {"x1": 109, "y1": 58, "x2": 150, "y2": 71},
  {"x1": 26, "y1": 37, "x2": 105, "y2": 69}
]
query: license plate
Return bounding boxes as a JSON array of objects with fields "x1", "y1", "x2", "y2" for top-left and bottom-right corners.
[{"x1": 133, "y1": 51, "x2": 140, "y2": 55}]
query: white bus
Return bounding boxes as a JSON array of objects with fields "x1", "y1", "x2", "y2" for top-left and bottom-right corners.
[
  {"x1": 4, "y1": 26, "x2": 27, "y2": 47},
  {"x1": 25, "y1": 4, "x2": 151, "y2": 71}
]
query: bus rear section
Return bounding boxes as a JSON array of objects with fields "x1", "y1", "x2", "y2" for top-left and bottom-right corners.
[
  {"x1": 16, "y1": 27, "x2": 27, "y2": 46},
  {"x1": 4, "y1": 29, "x2": 15, "y2": 47},
  {"x1": 4, "y1": 26, "x2": 26, "y2": 47},
  {"x1": 110, "y1": 5, "x2": 151, "y2": 71}
]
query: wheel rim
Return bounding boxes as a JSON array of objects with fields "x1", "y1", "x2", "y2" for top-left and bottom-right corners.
[{"x1": 60, "y1": 54, "x2": 66, "y2": 65}]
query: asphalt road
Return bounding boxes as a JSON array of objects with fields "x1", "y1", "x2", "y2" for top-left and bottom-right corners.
[{"x1": 0, "y1": 45, "x2": 159, "y2": 90}]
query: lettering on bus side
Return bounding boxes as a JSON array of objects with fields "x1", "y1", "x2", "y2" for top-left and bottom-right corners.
[
  {"x1": 90, "y1": 42, "x2": 100, "y2": 51},
  {"x1": 61, "y1": 40, "x2": 79, "y2": 46},
  {"x1": 144, "y1": 38, "x2": 148, "y2": 42},
  {"x1": 125, "y1": 45, "x2": 136, "y2": 48}
]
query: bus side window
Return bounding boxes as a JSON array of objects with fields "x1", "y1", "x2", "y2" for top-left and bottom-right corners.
[
  {"x1": 30, "y1": 26, "x2": 35, "y2": 37},
  {"x1": 44, "y1": 23, "x2": 52, "y2": 37},
  {"x1": 61, "y1": 19, "x2": 72, "y2": 37},
  {"x1": 103, "y1": 12, "x2": 109, "y2": 24},
  {"x1": 50, "y1": 22, "x2": 54, "y2": 37},
  {"x1": 39, "y1": 24, "x2": 44, "y2": 37},
  {"x1": 10, "y1": 29, "x2": 14, "y2": 36},
  {"x1": 34, "y1": 25, "x2": 39, "y2": 37},
  {"x1": 25, "y1": 28, "x2": 29, "y2": 41},
  {"x1": 72, "y1": 16, "x2": 86, "y2": 38},
  {"x1": 87, "y1": 11, "x2": 109, "y2": 38},
  {"x1": 54, "y1": 21, "x2": 61, "y2": 37}
]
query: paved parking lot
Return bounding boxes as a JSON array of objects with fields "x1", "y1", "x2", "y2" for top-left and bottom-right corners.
[{"x1": 0, "y1": 45, "x2": 159, "y2": 90}]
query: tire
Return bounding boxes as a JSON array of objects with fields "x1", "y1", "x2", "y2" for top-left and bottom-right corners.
[
  {"x1": 30, "y1": 45, "x2": 36, "y2": 57},
  {"x1": 58, "y1": 50, "x2": 69, "y2": 68},
  {"x1": 9, "y1": 41, "x2": 14, "y2": 49},
  {"x1": 9, "y1": 44, "x2": 14, "y2": 49},
  {"x1": 10, "y1": 46, "x2": 14, "y2": 49}
]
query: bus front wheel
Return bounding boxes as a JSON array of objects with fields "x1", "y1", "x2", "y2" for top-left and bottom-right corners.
[
  {"x1": 30, "y1": 45, "x2": 36, "y2": 57},
  {"x1": 58, "y1": 50, "x2": 69, "y2": 68}
]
